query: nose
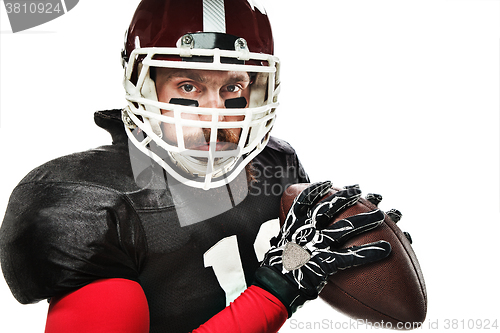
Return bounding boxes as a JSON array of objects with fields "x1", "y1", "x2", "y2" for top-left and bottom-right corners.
[
  {"x1": 198, "y1": 90, "x2": 225, "y2": 122},
  {"x1": 200, "y1": 90, "x2": 225, "y2": 109}
]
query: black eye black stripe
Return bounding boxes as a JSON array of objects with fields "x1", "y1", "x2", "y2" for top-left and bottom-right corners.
[
  {"x1": 169, "y1": 97, "x2": 247, "y2": 109},
  {"x1": 169, "y1": 98, "x2": 199, "y2": 107}
]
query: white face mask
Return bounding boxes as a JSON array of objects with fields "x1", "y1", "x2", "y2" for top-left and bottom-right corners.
[{"x1": 123, "y1": 42, "x2": 280, "y2": 190}]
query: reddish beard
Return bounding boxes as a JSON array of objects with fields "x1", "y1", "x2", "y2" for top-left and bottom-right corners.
[
  {"x1": 181, "y1": 127, "x2": 258, "y2": 185},
  {"x1": 183, "y1": 127, "x2": 241, "y2": 150}
]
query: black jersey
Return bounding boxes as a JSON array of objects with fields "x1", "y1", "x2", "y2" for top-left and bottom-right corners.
[{"x1": 0, "y1": 109, "x2": 309, "y2": 333}]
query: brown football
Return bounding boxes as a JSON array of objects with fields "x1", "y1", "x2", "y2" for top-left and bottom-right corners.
[{"x1": 279, "y1": 183, "x2": 427, "y2": 329}]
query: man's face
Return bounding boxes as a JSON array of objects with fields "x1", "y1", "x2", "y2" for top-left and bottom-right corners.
[{"x1": 155, "y1": 68, "x2": 251, "y2": 151}]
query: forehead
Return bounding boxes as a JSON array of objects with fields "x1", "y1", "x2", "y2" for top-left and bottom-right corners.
[{"x1": 155, "y1": 68, "x2": 250, "y2": 83}]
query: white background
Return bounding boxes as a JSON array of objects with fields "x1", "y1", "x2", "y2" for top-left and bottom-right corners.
[{"x1": 1, "y1": 0, "x2": 499, "y2": 332}]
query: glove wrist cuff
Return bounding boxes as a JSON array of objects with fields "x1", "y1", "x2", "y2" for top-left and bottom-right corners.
[{"x1": 252, "y1": 266, "x2": 315, "y2": 317}]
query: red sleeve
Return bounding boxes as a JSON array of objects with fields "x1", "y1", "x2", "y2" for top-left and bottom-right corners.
[
  {"x1": 192, "y1": 285, "x2": 288, "y2": 333},
  {"x1": 45, "y1": 278, "x2": 150, "y2": 333},
  {"x1": 45, "y1": 280, "x2": 287, "y2": 333}
]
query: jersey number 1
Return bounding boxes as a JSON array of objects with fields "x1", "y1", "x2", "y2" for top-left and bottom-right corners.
[{"x1": 203, "y1": 218, "x2": 280, "y2": 305}]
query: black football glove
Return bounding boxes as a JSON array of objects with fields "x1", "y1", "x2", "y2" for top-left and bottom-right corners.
[{"x1": 253, "y1": 181, "x2": 391, "y2": 317}]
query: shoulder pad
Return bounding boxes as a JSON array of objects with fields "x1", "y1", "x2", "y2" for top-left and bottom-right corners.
[
  {"x1": 265, "y1": 136, "x2": 296, "y2": 155},
  {"x1": 18, "y1": 144, "x2": 138, "y2": 193},
  {"x1": 0, "y1": 182, "x2": 146, "y2": 304},
  {"x1": 94, "y1": 109, "x2": 128, "y2": 145}
]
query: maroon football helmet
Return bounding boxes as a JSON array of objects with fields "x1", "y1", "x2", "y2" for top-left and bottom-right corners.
[
  {"x1": 121, "y1": 0, "x2": 280, "y2": 190},
  {"x1": 122, "y1": 0, "x2": 274, "y2": 63}
]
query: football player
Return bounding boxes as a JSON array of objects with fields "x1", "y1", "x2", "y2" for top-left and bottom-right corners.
[{"x1": 0, "y1": 1, "x2": 391, "y2": 332}]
